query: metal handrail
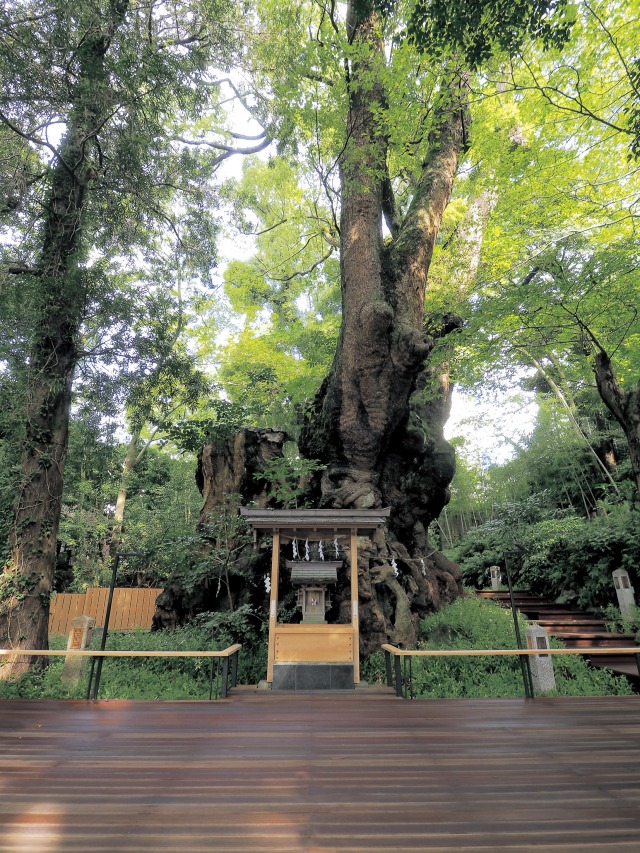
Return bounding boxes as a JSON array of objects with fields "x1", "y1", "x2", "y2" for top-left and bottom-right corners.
[
  {"x1": 381, "y1": 643, "x2": 640, "y2": 699},
  {"x1": 0, "y1": 644, "x2": 242, "y2": 700}
]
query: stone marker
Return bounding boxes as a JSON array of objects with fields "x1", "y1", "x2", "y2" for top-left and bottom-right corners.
[
  {"x1": 61, "y1": 615, "x2": 96, "y2": 688},
  {"x1": 612, "y1": 569, "x2": 636, "y2": 619},
  {"x1": 489, "y1": 565, "x2": 502, "y2": 591},
  {"x1": 525, "y1": 624, "x2": 556, "y2": 694}
]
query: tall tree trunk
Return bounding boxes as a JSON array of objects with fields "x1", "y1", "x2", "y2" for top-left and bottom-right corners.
[
  {"x1": 299, "y1": 4, "x2": 469, "y2": 653},
  {"x1": 108, "y1": 432, "x2": 140, "y2": 562},
  {"x1": 0, "y1": 1, "x2": 129, "y2": 678},
  {"x1": 594, "y1": 351, "x2": 640, "y2": 495}
]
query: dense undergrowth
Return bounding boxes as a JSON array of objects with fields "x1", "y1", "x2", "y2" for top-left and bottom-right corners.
[
  {"x1": 362, "y1": 596, "x2": 634, "y2": 698},
  {"x1": 0, "y1": 595, "x2": 634, "y2": 699},
  {"x1": 0, "y1": 608, "x2": 268, "y2": 700},
  {"x1": 449, "y1": 501, "x2": 640, "y2": 613}
]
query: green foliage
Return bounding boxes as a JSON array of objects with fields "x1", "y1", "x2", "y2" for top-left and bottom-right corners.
[
  {"x1": 629, "y1": 58, "x2": 640, "y2": 160},
  {"x1": 602, "y1": 603, "x2": 640, "y2": 640},
  {"x1": 430, "y1": 1, "x2": 640, "y2": 427},
  {"x1": 111, "y1": 452, "x2": 205, "y2": 586},
  {"x1": 189, "y1": 607, "x2": 268, "y2": 685},
  {"x1": 58, "y1": 436, "x2": 203, "y2": 590},
  {"x1": 164, "y1": 400, "x2": 249, "y2": 454},
  {"x1": 0, "y1": 610, "x2": 267, "y2": 699},
  {"x1": 359, "y1": 651, "x2": 387, "y2": 685},
  {"x1": 217, "y1": 155, "x2": 341, "y2": 435},
  {"x1": 407, "y1": 0, "x2": 574, "y2": 68},
  {"x1": 255, "y1": 442, "x2": 322, "y2": 508},
  {"x1": 452, "y1": 504, "x2": 640, "y2": 611},
  {"x1": 163, "y1": 494, "x2": 257, "y2": 613},
  {"x1": 410, "y1": 596, "x2": 632, "y2": 698}
]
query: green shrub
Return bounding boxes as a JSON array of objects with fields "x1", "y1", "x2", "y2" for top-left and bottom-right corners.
[
  {"x1": 453, "y1": 505, "x2": 640, "y2": 611},
  {"x1": 360, "y1": 651, "x2": 387, "y2": 685},
  {"x1": 602, "y1": 603, "x2": 640, "y2": 640},
  {"x1": 409, "y1": 596, "x2": 633, "y2": 698},
  {"x1": 0, "y1": 611, "x2": 268, "y2": 700}
]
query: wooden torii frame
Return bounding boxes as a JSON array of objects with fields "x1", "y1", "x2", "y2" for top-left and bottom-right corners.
[{"x1": 240, "y1": 508, "x2": 390, "y2": 687}]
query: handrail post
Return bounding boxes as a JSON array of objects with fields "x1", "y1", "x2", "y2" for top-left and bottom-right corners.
[
  {"x1": 504, "y1": 552, "x2": 534, "y2": 699},
  {"x1": 409, "y1": 656, "x2": 414, "y2": 700},
  {"x1": 85, "y1": 657, "x2": 96, "y2": 699},
  {"x1": 384, "y1": 649, "x2": 393, "y2": 688},
  {"x1": 209, "y1": 657, "x2": 216, "y2": 700},
  {"x1": 221, "y1": 655, "x2": 230, "y2": 698},
  {"x1": 91, "y1": 553, "x2": 120, "y2": 700},
  {"x1": 393, "y1": 653, "x2": 403, "y2": 698},
  {"x1": 231, "y1": 650, "x2": 239, "y2": 689}
]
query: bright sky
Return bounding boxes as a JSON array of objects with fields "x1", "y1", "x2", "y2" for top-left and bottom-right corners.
[{"x1": 445, "y1": 387, "x2": 538, "y2": 466}]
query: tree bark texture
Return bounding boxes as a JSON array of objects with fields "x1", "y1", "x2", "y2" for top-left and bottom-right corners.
[
  {"x1": 107, "y1": 432, "x2": 140, "y2": 563},
  {"x1": 152, "y1": 428, "x2": 287, "y2": 629},
  {"x1": 299, "y1": 4, "x2": 468, "y2": 652},
  {"x1": 0, "y1": 1, "x2": 129, "y2": 678},
  {"x1": 594, "y1": 351, "x2": 640, "y2": 495}
]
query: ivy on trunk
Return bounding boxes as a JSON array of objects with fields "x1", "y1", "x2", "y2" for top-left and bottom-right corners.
[{"x1": 0, "y1": 1, "x2": 130, "y2": 676}]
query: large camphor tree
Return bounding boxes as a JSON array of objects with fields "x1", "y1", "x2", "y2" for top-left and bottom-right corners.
[{"x1": 195, "y1": 0, "x2": 574, "y2": 652}]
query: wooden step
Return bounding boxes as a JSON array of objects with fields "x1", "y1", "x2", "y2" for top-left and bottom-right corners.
[
  {"x1": 588, "y1": 654, "x2": 640, "y2": 678},
  {"x1": 537, "y1": 615, "x2": 605, "y2": 623},
  {"x1": 477, "y1": 593, "x2": 582, "y2": 612},
  {"x1": 552, "y1": 632, "x2": 637, "y2": 649},
  {"x1": 537, "y1": 620, "x2": 607, "y2": 634},
  {"x1": 477, "y1": 591, "x2": 549, "y2": 605},
  {"x1": 475, "y1": 590, "x2": 639, "y2": 680}
]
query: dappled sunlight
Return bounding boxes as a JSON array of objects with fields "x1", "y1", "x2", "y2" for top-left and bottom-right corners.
[{"x1": 3, "y1": 802, "x2": 64, "y2": 853}]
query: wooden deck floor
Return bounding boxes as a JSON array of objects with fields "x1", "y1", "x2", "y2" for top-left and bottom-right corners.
[{"x1": 2, "y1": 689, "x2": 640, "y2": 852}]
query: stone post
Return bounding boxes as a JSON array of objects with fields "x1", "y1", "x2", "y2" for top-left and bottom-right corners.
[
  {"x1": 525, "y1": 624, "x2": 556, "y2": 694},
  {"x1": 489, "y1": 565, "x2": 502, "y2": 591},
  {"x1": 612, "y1": 569, "x2": 636, "y2": 619},
  {"x1": 61, "y1": 615, "x2": 96, "y2": 688}
]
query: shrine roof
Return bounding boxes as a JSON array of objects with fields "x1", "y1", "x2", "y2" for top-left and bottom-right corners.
[
  {"x1": 239, "y1": 507, "x2": 390, "y2": 536},
  {"x1": 286, "y1": 561, "x2": 340, "y2": 584}
]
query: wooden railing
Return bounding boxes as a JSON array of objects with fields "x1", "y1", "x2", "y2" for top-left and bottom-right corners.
[
  {"x1": 49, "y1": 587, "x2": 163, "y2": 634},
  {"x1": 382, "y1": 643, "x2": 640, "y2": 699},
  {"x1": 0, "y1": 644, "x2": 242, "y2": 700}
]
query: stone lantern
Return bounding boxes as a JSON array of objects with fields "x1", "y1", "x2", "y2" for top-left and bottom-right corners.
[
  {"x1": 612, "y1": 569, "x2": 636, "y2": 619},
  {"x1": 489, "y1": 565, "x2": 502, "y2": 591},
  {"x1": 525, "y1": 624, "x2": 556, "y2": 694}
]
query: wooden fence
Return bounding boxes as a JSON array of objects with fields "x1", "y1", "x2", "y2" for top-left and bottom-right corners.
[{"x1": 49, "y1": 588, "x2": 163, "y2": 635}]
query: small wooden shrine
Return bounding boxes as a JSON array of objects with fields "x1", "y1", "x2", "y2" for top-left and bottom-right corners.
[{"x1": 240, "y1": 507, "x2": 390, "y2": 689}]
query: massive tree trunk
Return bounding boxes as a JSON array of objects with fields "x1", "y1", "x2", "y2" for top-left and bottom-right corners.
[
  {"x1": 0, "y1": 1, "x2": 129, "y2": 678},
  {"x1": 594, "y1": 350, "x2": 640, "y2": 495},
  {"x1": 153, "y1": 428, "x2": 287, "y2": 629},
  {"x1": 298, "y1": 3, "x2": 468, "y2": 652}
]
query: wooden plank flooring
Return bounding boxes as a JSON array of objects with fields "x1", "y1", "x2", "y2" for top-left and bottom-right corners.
[{"x1": 1, "y1": 690, "x2": 640, "y2": 852}]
